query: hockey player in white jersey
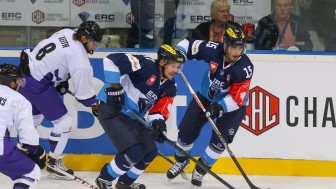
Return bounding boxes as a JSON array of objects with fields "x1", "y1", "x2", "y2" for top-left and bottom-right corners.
[
  {"x1": 166, "y1": 27, "x2": 254, "y2": 188},
  {"x1": 94, "y1": 45, "x2": 185, "y2": 189},
  {"x1": 0, "y1": 63, "x2": 46, "y2": 189},
  {"x1": 17, "y1": 20, "x2": 103, "y2": 180}
]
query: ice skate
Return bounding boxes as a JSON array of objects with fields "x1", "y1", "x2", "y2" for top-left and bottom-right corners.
[
  {"x1": 47, "y1": 156, "x2": 74, "y2": 180},
  {"x1": 191, "y1": 167, "x2": 206, "y2": 187},
  {"x1": 115, "y1": 182, "x2": 146, "y2": 189},
  {"x1": 166, "y1": 159, "x2": 190, "y2": 181},
  {"x1": 95, "y1": 176, "x2": 113, "y2": 189}
]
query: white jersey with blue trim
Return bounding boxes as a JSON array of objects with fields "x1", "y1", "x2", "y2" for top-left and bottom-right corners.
[
  {"x1": 97, "y1": 53, "x2": 177, "y2": 118},
  {"x1": 0, "y1": 85, "x2": 39, "y2": 155},
  {"x1": 24, "y1": 29, "x2": 95, "y2": 101},
  {"x1": 177, "y1": 38, "x2": 254, "y2": 112}
]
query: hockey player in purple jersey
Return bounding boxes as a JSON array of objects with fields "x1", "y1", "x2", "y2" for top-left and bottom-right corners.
[
  {"x1": 17, "y1": 20, "x2": 103, "y2": 180},
  {"x1": 94, "y1": 44, "x2": 185, "y2": 189},
  {"x1": 166, "y1": 27, "x2": 254, "y2": 187},
  {"x1": 0, "y1": 63, "x2": 46, "y2": 189}
]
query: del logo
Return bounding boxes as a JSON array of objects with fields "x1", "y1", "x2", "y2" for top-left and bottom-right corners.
[
  {"x1": 146, "y1": 75, "x2": 156, "y2": 86},
  {"x1": 209, "y1": 61, "x2": 218, "y2": 72},
  {"x1": 241, "y1": 86, "x2": 280, "y2": 135},
  {"x1": 73, "y1": 0, "x2": 85, "y2": 7},
  {"x1": 78, "y1": 12, "x2": 90, "y2": 22}
]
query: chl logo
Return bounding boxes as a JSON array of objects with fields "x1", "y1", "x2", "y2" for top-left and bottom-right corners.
[
  {"x1": 73, "y1": 0, "x2": 85, "y2": 7},
  {"x1": 32, "y1": 10, "x2": 45, "y2": 24},
  {"x1": 241, "y1": 86, "x2": 280, "y2": 136},
  {"x1": 126, "y1": 12, "x2": 134, "y2": 25}
]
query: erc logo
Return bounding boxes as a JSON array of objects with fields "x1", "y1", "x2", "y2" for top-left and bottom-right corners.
[
  {"x1": 32, "y1": 10, "x2": 45, "y2": 24},
  {"x1": 241, "y1": 86, "x2": 280, "y2": 136}
]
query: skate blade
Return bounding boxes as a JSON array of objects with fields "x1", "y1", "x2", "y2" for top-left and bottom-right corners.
[
  {"x1": 191, "y1": 184, "x2": 200, "y2": 189},
  {"x1": 47, "y1": 172, "x2": 73, "y2": 181},
  {"x1": 181, "y1": 172, "x2": 190, "y2": 181}
]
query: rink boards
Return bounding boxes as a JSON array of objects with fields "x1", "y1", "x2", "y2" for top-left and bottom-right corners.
[{"x1": 1, "y1": 49, "x2": 336, "y2": 176}]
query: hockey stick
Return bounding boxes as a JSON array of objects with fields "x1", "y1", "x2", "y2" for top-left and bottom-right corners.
[
  {"x1": 157, "y1": 151, "x2": 190, "y2": 181},
  {"x1": 178, "y1": 71, "x2": 261, "y2": 189},
  {"x1": 46, "y1": 164, "x2": 98, "y2": 189},
  {"x1": 126, "y1": 109, "x2": 235, "y2": 189}
]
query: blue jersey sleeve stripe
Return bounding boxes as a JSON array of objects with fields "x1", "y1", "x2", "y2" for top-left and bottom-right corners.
[{"x1": 104, "y1": 70, "x2": 120, "y2": 83}]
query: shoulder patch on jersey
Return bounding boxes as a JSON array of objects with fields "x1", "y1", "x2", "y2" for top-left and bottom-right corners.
[
  {"x1": 210, "y1": 61, "x2": 219, "y2": 72},
  {"x1": 146, "y1": 75, "x2": 157, "y2": 86},
  {"x1": 192, "y1": 40, "x2": 202, "y2": 55},
  {"x1": 125, "y1": 54, "x2": 141, "y2": 71}
]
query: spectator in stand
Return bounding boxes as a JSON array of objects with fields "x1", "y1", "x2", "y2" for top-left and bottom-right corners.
[
  {"x1": 126, "y1": 0, "x2": 155, "y2": 48},
  {"x1": 308, "y1": 0, "x2": 336, "y2": 51},
  {"x1": 190, "y1": 0, "x2": 241, "y2": 43},
  {"x1": 254, "y1": 0, "x2": 313, "y2": 51}
]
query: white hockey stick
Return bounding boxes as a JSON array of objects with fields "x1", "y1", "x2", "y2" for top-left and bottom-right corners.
[{"x1": 46, "y1": 164, "x2": 98, "y2": 189}]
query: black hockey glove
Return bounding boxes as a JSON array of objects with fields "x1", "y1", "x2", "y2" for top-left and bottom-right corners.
[
  {"x1": 105, "y1": 85, "x2": 125, "y2": 113},
  {"x1": 205, "y1": 102, "x2": 224, "y2": 119},
  {"x1": 21, "y1": 144, "x2": 46, "y2": 169},
  {"x1": 55, "y1": 80, "x2": 69, "y2": 95},
  {"x1": 151, "y1": 119, "x2": 167, "y2": 143}
]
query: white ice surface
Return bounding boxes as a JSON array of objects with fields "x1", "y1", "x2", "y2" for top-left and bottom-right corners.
[{"x1": 1, "y1": 171, "x2": 336, "y2": 189}]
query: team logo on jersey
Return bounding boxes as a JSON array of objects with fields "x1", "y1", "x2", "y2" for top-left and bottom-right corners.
[
  {"x1": 226, "y1": 74, "x2": 231, "y2": 82},
  {"x1": 146, "y1": 75, "x2": 156, "y2": 86},
  {"x1": 78, "y1": 12, "x2": 90, "y2": 22},
  {"x1": 209, "y1": 61, "x2": 218, "y2": 72}
]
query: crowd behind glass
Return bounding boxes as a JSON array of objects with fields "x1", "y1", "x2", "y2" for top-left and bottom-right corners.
[{"x1": 0, "y1": 0, "x2": 335, "y2": 52}]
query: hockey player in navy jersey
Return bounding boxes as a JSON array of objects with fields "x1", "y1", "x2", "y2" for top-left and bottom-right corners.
[
  {"x1": 166, "y1": 27, "x2": 254, "y2": 187},
  {"x1": 94, "y1": 44, "x2": 185, "y2": 189},
  {"x1": 17, "y1": 20, "x2": 103, "y2": 180},
  {"x1": 0, "y1": 63, "x2": 46, "y2": 189}
]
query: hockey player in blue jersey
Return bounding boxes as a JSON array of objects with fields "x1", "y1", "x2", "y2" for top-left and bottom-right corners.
[
  {"x1": 0, "y1": 63, "x2": 46, "y2": 189},
  {"x1": 94, "y1": 44, "x2": 185, "y2": 189},
  {"x1": 17, "y1": 20, "x2": 103, "y2": 180},
  {"x1": 166, "y1": 27, "x2": 254, "y2": 187}
]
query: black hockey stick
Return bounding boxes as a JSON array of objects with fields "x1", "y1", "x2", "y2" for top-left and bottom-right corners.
[
  {"x1": 126, "y1": 109, "x2": 235, "y2": 189},
  {"x1": 157, "y1": 151, "x2": 190, "y2": 181},
  {"x1": 46, "y1": 164, "x2": 98, "y2": 189},
  {"x1": 178, "y1": 71, "x2": 261, "y2": 189}
]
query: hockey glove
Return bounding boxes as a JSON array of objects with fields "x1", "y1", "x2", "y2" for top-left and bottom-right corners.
[
  {"x1": 151, "y1": 119, "x2": 167, "y2": 143},
  {"x1": 205, "y1": 102, "x2": 224, "y2": 119},
  {"x1": 21, "y1": 144, "x2": 46, "y2": 169},
  {"x1": 105, "y1": 85, "x2": 125, "y2": 113},
  {"x1": 55, "y1": 80, "x2": 69, "y2": 95}
]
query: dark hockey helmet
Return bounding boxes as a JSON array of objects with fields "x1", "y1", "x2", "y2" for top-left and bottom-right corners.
[
  {"x1": 76, "y1": 20, "x2": 103, "y2": 42},
  {"x1": 157, "y1": 44, "x2": 186, "y2": 64},
  {"x1": 224, "y1": 27, "x2": 246, "y2": 47},
  {"x1": 0, "y1": 63, "x2": 21, "y2": 86}
]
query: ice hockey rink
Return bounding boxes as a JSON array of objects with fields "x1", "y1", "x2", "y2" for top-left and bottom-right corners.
[{"x1": 1, "y1": 171, "x2": 336, "y2": 189}]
